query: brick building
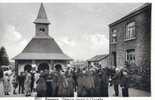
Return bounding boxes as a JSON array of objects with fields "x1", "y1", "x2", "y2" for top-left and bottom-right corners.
[{"x1": 109, "y1": 3, "x2": 151, "y2": 91}]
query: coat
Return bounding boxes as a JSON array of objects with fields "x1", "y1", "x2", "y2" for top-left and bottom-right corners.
[
  {"x1": 77, "y1": 74, "x2": 88, "y2": 97},
  {"x1": 36, "y1": 77, "x2": 47, "y2": 97},
  {"x1": 86, "y1": 72, "x2": 95, "y2": 89},
  {"x1": 66, "y1": 76, "x2": 74, "y2": 97},
  {"x1": 120, "y1": 73, "x2": 129, "y2": 97},
  {"x1": 46, "y1": 79, "x2": 53, "y2": 97},
  {"x1": 100, "y1": 69, "x2": 109, "y2": 97},
  {"x1": 111, "y1": 72, "x2": 121, "y2": 85},
  {"x1": 77, "y1": 73, "x2": 90, "y2": 97},
  {"x1": 51, "y1": 73, "x2": 58, "y2": 96},
  {"x1": 57, "y1": 74, "x2": 68, "y2": 97}
]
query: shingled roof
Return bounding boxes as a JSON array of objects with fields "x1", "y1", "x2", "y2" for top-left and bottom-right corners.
[
  {"x1": 13, "y1": 52, "x2": 72, "y2": 60},
  {"x1": 22, "y1": 37, "x2": 63, "y2": 53},
  {"x1": 13, "y1": 3, "x2": 72, "y2": 61},
  {"x1": 13, "y1": 37, "x2": 72, "y2": 60}
]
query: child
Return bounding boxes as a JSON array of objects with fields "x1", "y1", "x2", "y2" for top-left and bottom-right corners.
[{"x1": 12, "y1": 75, "x2": 18, "y2": 94}]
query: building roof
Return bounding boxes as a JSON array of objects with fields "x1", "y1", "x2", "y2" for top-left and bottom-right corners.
[
  {"x1": 109, "y1": 3, "x2": 151, "y2": 27},
  {"x1": 13, "y1": 3, "x2": 72, "y2": 61},
  {"x1": 33, "y1": 3, "x2": 50, "y2": 24},
  {"x1": 87, "y1": 54, "x2": 109, "y2": 62},
  {"x1": 22, "y1": 37, "x2": 63, "y2": 53},
  {"x1": 13, "y1": 37, "x2": 72, "y2": 60},
  {"x1": 13, "y1": 53, "x2": 72, "y2": 60}
]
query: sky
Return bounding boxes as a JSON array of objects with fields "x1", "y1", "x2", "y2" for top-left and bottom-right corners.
[{"x1": 0, "y1": 3, "x2": 143, "y2": 61}]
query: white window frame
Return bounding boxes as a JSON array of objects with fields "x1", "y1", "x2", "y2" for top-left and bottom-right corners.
[
  {"x1": 125, "y1": 22, "x2": 136, "y2": 40},
  {"x1": 126, "y1": 49, "x2": 135, "y2": 64},
  {"x1": 111, "y1": 29, "x2": 117, "y2": 44}
]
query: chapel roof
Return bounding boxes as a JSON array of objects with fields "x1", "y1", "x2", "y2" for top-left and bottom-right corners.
[
  {"x1": 33, "y1": 3, "x2": 50, "y2": 24},
  {"x1": 13, "y1": 3, "x2": 72, "y2": 61}
]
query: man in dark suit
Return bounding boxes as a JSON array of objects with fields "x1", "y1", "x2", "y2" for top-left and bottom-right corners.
[{"x1": 111, "y1": 68, "x2": 121, "y2": 96}]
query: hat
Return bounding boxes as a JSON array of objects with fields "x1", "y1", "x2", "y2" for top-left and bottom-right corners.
[{"x1": 115, "y1": 67, "x2": 120, "y2": 71}]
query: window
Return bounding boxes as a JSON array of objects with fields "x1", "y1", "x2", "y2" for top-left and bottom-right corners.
[
  {"x1": 39, "y1": 28, "x2": 45, "y2": 32},
  {"x1": 111, "y1": 29, "x2": 117, "y2": 43},
  {"x1": 125, "y1": 22, "x2": 136, "y2": 40},
  {"x1": 126, "y1": 49, "x2": 135, "y2": 64}
]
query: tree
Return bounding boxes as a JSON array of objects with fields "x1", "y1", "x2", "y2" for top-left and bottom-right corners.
[{"x1": 0, "y1": 46, "x2": 9, "y2": 67}]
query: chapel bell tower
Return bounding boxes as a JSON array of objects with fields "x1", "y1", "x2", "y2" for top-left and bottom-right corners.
[{"x1": 33, "y1": 3, "x2": 50, "y2": 37}]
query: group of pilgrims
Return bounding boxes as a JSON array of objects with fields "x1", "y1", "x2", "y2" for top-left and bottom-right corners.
[{"x1": 0, "y1": 64, "x2": 129, "y2": 97}]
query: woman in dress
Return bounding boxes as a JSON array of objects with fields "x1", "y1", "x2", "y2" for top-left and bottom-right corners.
[
  {"x1": 36, "y1": 73, "x2": 47, "y2": 97},
  {"x1": 46, "y1": 73, "x2": 53, "y2": 97},
  {"x1": 3, "y1": 73, "x2": 11, "y2": 95},
  {"x1": 24, "y1": 70, "x2": 32, "y2": 96},
  {"x1": 65, "y1": 69, "x2": 74, "y2": 97},
  {"x1": 57, "y1": 71, "x2": 68, "y2": 97},
  {"x1": 77, "y1": 69, "x2": 89, "y2": 97}
]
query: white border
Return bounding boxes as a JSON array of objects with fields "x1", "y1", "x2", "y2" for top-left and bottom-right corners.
[
  {"x1": 0, "y1": 0, "x2": 154, "y2": 100},
  {"x1": 0, "y1": 0, "x2": 153, "y2": 3}
]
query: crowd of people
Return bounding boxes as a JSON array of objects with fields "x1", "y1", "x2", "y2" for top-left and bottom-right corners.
[{"x1": 0, "y1": 64, "x2": 129, "y2": 97}]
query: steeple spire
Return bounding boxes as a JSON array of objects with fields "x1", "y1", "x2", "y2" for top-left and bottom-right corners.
[
  {"x1": 34, "y1": 3, "x2": 50, "y2": 37},
  {"x1": 34, "y1": 3, "x2": 50, "y2": 24}
]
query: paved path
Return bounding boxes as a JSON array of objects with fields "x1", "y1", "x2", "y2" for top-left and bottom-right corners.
[
  {"x1": 1, "y1": 87, "x2": 150, "y2": 97},
  {"x1": 0, "y1": 78, "x2": 151, "y2": 97},
  {"x1": 108, "y1": 85, "x2": 151, "y2": 97}
]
